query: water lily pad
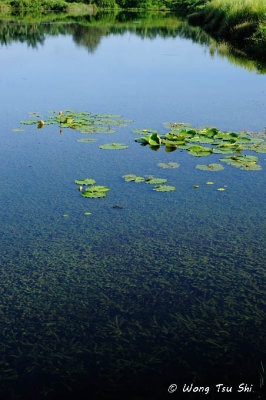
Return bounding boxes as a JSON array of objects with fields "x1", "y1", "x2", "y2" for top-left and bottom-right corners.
[
  {"x1": 149, "y1": 133, "x2": 161, "y2": 146},
  {"x1": 75, "y1": 179, "x2": 96, "y2": 186},
  {"x1": 153, "y1": 185, "x2": 176, "y2": 192},
  {"x1": 189, "y1": 151, "x2": 212, "y2": 157},
  {"x1": 157, "y1": 162, "x2": 180, "y2": 169},
  {"x1": 164, "y1": 140, "x2": 179, "y2": 148},
  {"x1": 99, "y1": 143, "x2": 128, "y2": 150},
  {"x1": 20, "y1": 120, "x2": 37, "y2": 125},
  {"x1": 217, "y1": 188, "x2": 225, "y2": 191},
  {"x1": 219, "y1": 155, "x2": 259, "y2": 169},
  {"x1": 189, "y1": 136, "x2": 214, "y2": 144},
  {"x1": 77, "y1": 139, "x2": 96, "y2": 143},
  {"x1": 84, "y1": 186, "x2": 110, "y2": 192},
  {"x1": 82, "y1": 191, "x2": 107, "y2": 198},
  {"x1": 240, "y1": 164, "x2": 262, "y2": 171},
  {"x1": 196, "y1": 163, "x2": 224, "y2": 171},
  {"x1": 206, "y1": 182, "x2": 214, "y2": 184},
  {"x1": 12, "y1": 128, "x2": 24, "y2": 132},
  {"x1": 135, "y1": 136, "x2": 150, "y2": 144},
  {"x1": 84, "y1": 212, "x2": 92, "y2": 215},
  {"x1": 132, "y1": 129, "x2": 158, "y2": 135},
  {"x1": 122, "y1": 174, "x2": 145, "y2": 182},
  {"x1": 146, "y1": 178, "x2": 168, "y2": 185}
]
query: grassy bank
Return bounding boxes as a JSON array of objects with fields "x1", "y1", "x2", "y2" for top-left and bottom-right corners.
[{"x1": 188, "y1": 0, "x2": 266, "y2": 58}]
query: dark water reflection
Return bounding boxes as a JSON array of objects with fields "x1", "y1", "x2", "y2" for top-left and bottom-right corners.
[
  {"x1": 0, "y1": 10, "x2": 265, "y2": 73},
  {"x1": 0, "y1": 10, "x2": 265, "y2": 400}
]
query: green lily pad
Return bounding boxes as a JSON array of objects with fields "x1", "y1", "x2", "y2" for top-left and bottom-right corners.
[
  {"x1": 12, "y1": 128, "x2": 24, "y2": 132},
  {"x1": 20, "y1": 120, "x2": 37, "y2": 125},
  {"x1": 84, "y1": 212, "x2": 92, "y2": 215},
  {"x1": 135, "y1": 136, "x2": 150, "y2": 144},
  {"x1": 196, "y1": 163, "x2": 224, "y2": 171},
  {"x1": 189, "y1": 136, "x2": 214, "y2": 144},
  {"x1": 153, "y1": 185, "x2": 176, "y2": 192},
  {"x1": 189, "y1": 151, "x2": 213, "y2": 157},
  {"x1": 149, "y1": 133, "x2": 161, "y2": 146},
  {"x1": 163, "y1": 122, "x2": 191, "y2": 129},
  {"x1": 122, "y1": 174, "x2": 145, "y2": 182},
  {"x1": 240, "y1": 164, "x2": 262, "y2": 171},
  {"x1": 75, "y1": 179, "x2": 96, "y2": 186},
  {"x1": 132, "y1": 128, "x2": 158, "y2": 135},
  {"x1": 77, "y1": 139, "x2": 96, "y2": 143},
  {"x1": 146, "y1": 178, "x2": 168, "y2": 185},
  {"x1": 164, "y1": 140, "x2": 179, "y2": 148},
  {"x1": 82, "y1": 191, "x2": 107, "y2": 198},
  {"x1": 84, "y1": 186, "x2": 110, "y2": 192},
  {"x1": 157, "y1": 162, "x2": 180, "y2": 169},
  {"x1": 99, "y1": 143, "x2": 128, "y2": 150}
]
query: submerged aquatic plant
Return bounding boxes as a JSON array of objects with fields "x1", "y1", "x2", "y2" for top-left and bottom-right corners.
[{"x1": 157, "y1": 162, "x2": 180, "y2": 169}]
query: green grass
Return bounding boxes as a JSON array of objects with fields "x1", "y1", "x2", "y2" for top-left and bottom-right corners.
[{"x1": 188, "y1": 0, "x2": 266, "y2": 58}]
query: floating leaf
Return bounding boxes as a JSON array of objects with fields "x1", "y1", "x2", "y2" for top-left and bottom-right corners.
[
  {"x1": 12, "y1": 128, "x2": 24, "y2": 132},
  {"x1": 157, "y1": 162, "x2": 180, "y2": 169},
  {"x1": 77, "y1": 139, "x2": 96, "y2": 143},
  {"x1": 189, "y1": 136, "x2": 214, "y2": 144},
  {"x1": 164, "y1": 140, "x2": 179, "y2": 148},
  {"x1": 132, "y1": 128, "x2": 158, "y2": 135},
  {"x1": 84, "y1": 212, "x2": 92, "y2": 215},
  {"x1": 82, "y1": 191, "x2": 107, "y2": 198},
  {"x1": 122, "y1": 174, "x2": 145, "y2": 182},
  {"x1": 189, "y1": 151, "x2": 212, "y2": 157},
  {"x1": 135, "y1": 136, "x2": 150, "y2": 144},
  {"x1": 217, "y1": 188, "x2": 225, "y2": 191},
  {"x1": 99, "y1": 143, "x2": 128, "y2": 150},
  {"x1": 149, "y1": 133, "x2": 161, "y2": 147},
  {"x1": 20, "y1": 120, "x2": 37, "y2": 125},
  {"x1": 196, "y1": 163, "x2": 224, "y2": 171},
  {"x1": 240, "y1": 164, "x2": 262, "y2": 171},
  {"x1": 153, "y1": 185, "x2": 176, "y2": 192},
  {"x1": 146, "y1": 178, "x2": 167, "y2": 185},
  {"x1": 206, "y1": 182, "x2": 214, "y2": 185},
  {"x1": 84, "y1": 186, "x2": 110, "y2": 192},
  {"x1": 75, "y1": 179, "x2": 96, "y2": 186}
]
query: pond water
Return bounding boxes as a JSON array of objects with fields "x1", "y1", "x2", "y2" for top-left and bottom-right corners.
[{"x1": 0, "y1": 11, "x2": 265, "y2": 400}]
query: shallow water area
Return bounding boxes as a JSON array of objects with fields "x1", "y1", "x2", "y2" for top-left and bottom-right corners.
[{"x1": 0, "y1": 11, "x2": 265, "y2": 400}]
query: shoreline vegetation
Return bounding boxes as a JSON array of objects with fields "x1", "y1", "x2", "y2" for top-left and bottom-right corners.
[{"x1": 0, "y1": 0, "x2": 265, "y2": 62}]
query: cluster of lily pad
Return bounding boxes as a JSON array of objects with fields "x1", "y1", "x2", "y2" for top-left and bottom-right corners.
[
  {"x1": 133, "y1": 123, "x2": 265, "y2": 171},
  {"x1": 20, "y1": 110, "x2": 133, "y2": 134},
  {"x1": 122, "y1": 174, "x2": 176, "y2": 192},
  {"x1": 74, "y1": 178, "x2": 110, "y2": 198}
]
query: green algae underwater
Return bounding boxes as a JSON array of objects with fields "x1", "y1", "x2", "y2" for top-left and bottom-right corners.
[{"x1": 0, "y1": 109, "x2": 265, "y2": 400}]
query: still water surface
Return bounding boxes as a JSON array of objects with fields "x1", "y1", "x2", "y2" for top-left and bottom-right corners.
[{"x1": 0, "y1": 12, "x2": 265, "y2": 400}]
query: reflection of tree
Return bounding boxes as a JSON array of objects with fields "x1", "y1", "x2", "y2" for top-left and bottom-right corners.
[
  {"x1": 0, "y1": 11, "x2": 264, "y2": 73},
  {"x1": 71, "y1": 25, "x2": 108, "y2": 53}
]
